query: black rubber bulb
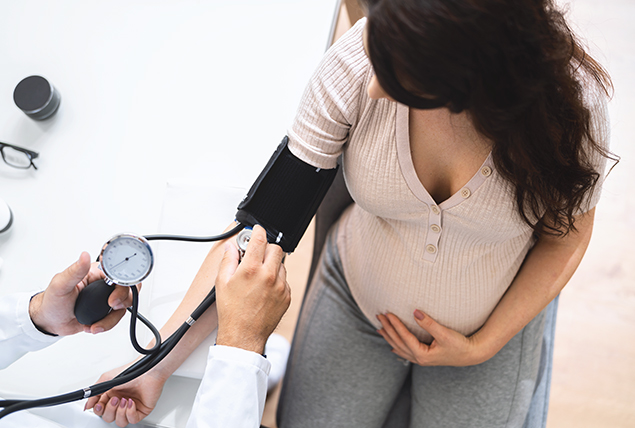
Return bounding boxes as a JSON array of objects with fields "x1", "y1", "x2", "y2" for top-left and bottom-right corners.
[{"x1": 74, "y1": 279, "x2": 116, "y2": 325}]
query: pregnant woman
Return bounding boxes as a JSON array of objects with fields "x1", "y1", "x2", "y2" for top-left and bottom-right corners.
[{"x1": 276, "y1": 0, "x2": 615, "y2": 426}]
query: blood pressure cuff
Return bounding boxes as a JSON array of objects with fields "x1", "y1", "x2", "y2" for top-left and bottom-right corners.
[{"x1": 236, "y1": 136, "x2": 339, "y2": 253}]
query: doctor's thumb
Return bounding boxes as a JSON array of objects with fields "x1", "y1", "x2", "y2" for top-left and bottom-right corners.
[{"x1": 53, "y1": 252, "x2": 92, "y2": 292}]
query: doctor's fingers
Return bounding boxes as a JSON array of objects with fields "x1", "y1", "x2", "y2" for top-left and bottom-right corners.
[
  {"x1": 88, "y1": 307, "x2": 127, "y2": 334},
  {"x1": 216, "y1": 244, "x2": 240, "y2": 287},
  {"x1": 251, "y1": 243, "x2": 285, "y2": 288},
  {"x1": 275, "y1": 265, "x2": 291, "y2": 310},
  {"x1": 278, "y1": 261, "x2": 288, "y2": 284},
  {"x1": 85, "y1": 261, "x2": 106, "y2": 282},
  {"x1": 273, "y1": 262, "x2": 289, "y2": 301},
  {"x1": 242, "y1": 225, "x2": 268, "y2": 264},
  {"x1": 263, "y1": 241, "x2": 284, "y2": 269},
  {"x1": 108, "y1": 284, "x2": 140, "y2": 311}
]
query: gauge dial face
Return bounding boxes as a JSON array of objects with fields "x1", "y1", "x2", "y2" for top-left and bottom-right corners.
[{"x1": 101, "y1": 234, "x2": 153, "y2": 286}]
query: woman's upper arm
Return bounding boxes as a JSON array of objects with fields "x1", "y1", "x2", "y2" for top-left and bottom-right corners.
[
  {"x1": 539, "y1": 207, "x2": 595, "y2": 253},
  {"x1": 287, "y1": 19, "x2": 372, "y2": 169},
  {"x1": 576, "y1": 84, "x2": 614, "y2": 214}
]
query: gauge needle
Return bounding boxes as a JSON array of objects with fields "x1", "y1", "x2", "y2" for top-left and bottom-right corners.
[{"x1": 112, "y1": 253, "x2": 137, "y2": 270}]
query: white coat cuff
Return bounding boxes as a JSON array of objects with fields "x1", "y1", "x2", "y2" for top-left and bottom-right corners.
[
  {"x1": 209, "y1": 344, "x2": 271, "y2": 375},
  {"x1": 17, "y1": 292, "x2": 61, "y2": 344}
]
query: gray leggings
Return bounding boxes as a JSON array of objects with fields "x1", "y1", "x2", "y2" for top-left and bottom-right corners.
[{"x1": 277, "y1": 227, "x2": 552, "y2": 428}]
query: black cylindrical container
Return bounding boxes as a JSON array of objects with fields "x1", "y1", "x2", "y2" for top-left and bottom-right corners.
[{"x1": 13, "y1": 75, "x2": 61, "y2": 120}]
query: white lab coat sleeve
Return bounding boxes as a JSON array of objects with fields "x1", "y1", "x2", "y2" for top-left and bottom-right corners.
[
  {"x1": 0, "y1": 292, "x2": 61, "y2": 370},
  {"x1": 186, "y1": 344, "x2": 271, "y2": 428}
]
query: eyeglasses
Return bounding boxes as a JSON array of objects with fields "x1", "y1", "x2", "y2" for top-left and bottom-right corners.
[{"x1": 0, "y1": 142, "x2": 39, "y2": 170}]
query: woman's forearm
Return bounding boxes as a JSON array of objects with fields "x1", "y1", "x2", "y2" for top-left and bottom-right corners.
[
  {"x1": 146, "y1": 227, "x2": 234, "y2": 382},
  {"x1": 473, "y1": 208, "x2": 596, "y2": 360}
]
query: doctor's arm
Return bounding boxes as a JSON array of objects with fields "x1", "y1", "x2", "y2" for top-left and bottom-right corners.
[
  {"x1": 86, "y1": 226, "x2": 290, "y2": 427},
  {"x1": 377, "y1": 208, "x2": 595, "y2": 366},
  {"x1": 84, "y1": 231, "x2": 231, "y2": 424},
  {"x1": 185, "y1": 226, "x2": 290, "y2": 428},
  {"x1": 0, "y1": 252, "x2": 134, "y2": 370}
]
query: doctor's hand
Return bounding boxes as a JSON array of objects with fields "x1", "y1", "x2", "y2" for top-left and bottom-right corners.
[
  {"x1": 376, "y1": 311, "x2": 492, "y2": 367},
  {"x1": 28, "y1": 252, "x2": 135, "y2": 336},
  {"x1": 215, "y1": 225, "x2": 291, "y2": 355}
]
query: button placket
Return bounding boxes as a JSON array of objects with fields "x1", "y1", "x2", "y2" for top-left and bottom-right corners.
[{"x1": 424, "y1": 205, "x2": 442, "y2": 262}]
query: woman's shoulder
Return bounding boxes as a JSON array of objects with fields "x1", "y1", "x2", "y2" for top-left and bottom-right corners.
[
  {"x1": 329, "y1": 18, "x2": 367, "y2": 58},
  {"x1": 316, "y1": 18, "x2": 372, "y2": 85}
]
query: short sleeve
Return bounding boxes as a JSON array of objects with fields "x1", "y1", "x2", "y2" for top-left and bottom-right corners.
[
  {"x1": 576, "y1": 82, "x2": 612, "y2": 214},
  {"x1": 287, "y1": 18, "x2": 372, "y2": 169}
]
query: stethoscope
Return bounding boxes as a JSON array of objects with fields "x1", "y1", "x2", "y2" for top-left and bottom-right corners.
[{"x1": 0, "y1": 223, "x2": 253, "y2": 419}]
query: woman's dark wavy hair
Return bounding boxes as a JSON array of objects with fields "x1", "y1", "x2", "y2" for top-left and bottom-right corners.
[{"x1": 364, "y1": 0, "x2": 617, "y2": 236}]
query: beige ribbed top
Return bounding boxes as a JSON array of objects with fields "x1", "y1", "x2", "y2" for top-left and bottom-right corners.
[{"x1": 287, "y1": 19, "x2": 608, "y2": 343}]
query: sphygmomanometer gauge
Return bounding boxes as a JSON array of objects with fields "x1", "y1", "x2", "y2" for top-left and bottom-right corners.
[{"x1": 100, "y1": 233, "x2": 154, "y2": 286}]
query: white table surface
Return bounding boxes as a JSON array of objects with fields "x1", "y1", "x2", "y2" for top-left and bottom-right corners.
[{"x1": 0, "y1": 0, "x2": 338, "y2": 426}]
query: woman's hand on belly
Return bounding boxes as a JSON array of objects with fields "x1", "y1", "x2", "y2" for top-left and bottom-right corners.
[{"x1": 376, "y1": 311, "x2": 492, "y2": 367}]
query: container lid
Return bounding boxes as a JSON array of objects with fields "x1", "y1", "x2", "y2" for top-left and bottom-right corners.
[{"x1": 13, "y1": 75, "x2": 52, "y2": 113}]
